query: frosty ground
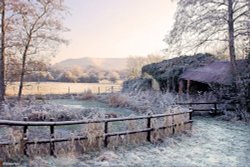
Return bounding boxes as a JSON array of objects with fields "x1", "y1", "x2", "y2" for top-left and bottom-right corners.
[
  {"x1": 0, "y1": 91, "x2": 249, "y2": 167},
  {"x1": 24, "y1": 117, "x2": 250, "y2": 167}
]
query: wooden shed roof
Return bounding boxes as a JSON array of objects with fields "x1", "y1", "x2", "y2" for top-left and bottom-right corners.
[{"x1": 180, "y1": 60, "x2": 247, "y2": 85}]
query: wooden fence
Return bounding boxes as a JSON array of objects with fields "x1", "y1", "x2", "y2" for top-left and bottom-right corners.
[
  {"x1": 97, "y1": 86, "x2": 120, "y2": 94},
  {"x1": 7, "y1": 83, "x2": 121, "y2": 96},
  {"x1": 0, "y1": 110, "x2": 193, "y2": 157},
  {"x1": 176, "y1": 102, "x2": 220, "y2": 114},
  {"x1": 176, "y1": 101, "x2": 239, "y2": 115}
]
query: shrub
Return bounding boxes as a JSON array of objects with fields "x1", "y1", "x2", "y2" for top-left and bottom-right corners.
[
  {"x1": 78, "y1": 89, "x2": 95, "y2": 100},
  {"x1": 108, "y1": 94, "x2": 128, "y2": 107}
]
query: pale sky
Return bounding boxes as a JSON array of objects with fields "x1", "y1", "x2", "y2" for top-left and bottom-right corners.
[{"x1": 53, "y1": 0, "x2": 177, "y2": 64}]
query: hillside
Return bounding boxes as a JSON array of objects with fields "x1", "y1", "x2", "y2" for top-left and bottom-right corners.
[{"x1": 53, "y1": 57, "x2": 127, "y2": 71}]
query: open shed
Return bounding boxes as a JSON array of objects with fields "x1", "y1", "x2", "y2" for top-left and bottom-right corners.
[
  {"x1": 179, "y1": 60, "x2": 247, "y2": 94},
  {"x1": 141, "y1": 53, "x2": 216, "y2": 92}
]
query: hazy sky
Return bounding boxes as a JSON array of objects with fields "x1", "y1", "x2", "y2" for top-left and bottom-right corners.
[{"x1": 53, "y1": 0, "x2": 177, "y2": 63}]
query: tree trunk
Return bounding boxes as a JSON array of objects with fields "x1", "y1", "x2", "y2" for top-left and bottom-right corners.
[
  {"x1": 228, "y1": 0, "x2": 237, "y2": 74},
  {"x1": 0, "y1": 0, "x2": 6, "y2": 104},
  {"x1": 18, "y1": 37, "x2": 31, "y2": 100}
]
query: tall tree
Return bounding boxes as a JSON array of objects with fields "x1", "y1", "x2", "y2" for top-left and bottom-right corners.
[
  {"x1": 165, "y1": 0, "x2": 250, "y2": 73},
  {"x1": 0, "y1": 0, "x2": 23, "y2": 102},
  {"x1": 0, "y1": 0, "x2": 6, "y2": 103},
  {"x1": 13, "y1": 0, "x2": 67, "y2": 100}
]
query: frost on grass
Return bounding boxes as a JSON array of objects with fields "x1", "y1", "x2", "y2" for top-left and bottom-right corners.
[
  {"x1": 75, "y1": 89, "x2": 96, "y2": 100},
  {"x1": 99, "y1": 90, "x2": 178, "y2": 114},
  {"x1": 0, "y1": 90, "x2": 183, "y2": 121},
  {"x1": 22, "y1": 117, "x2": 250, "y2": 167},
  {"x1": 0, "y1": 90, "x2": 193, "y2": 161},
  {"x1": 0, "y1": 99, "x2": 105, "y2": 121}
]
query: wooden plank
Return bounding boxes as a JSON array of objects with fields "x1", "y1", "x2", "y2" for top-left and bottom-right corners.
[
  {"x1": 147, "y1": 115, "x2": 152, "y2": 142},
  {"x1": 0, "y1": 111, "x2": 192, "y2": 126},
  {"x1": 22, "y1": 117, "x2": 28, "y2": 156},
  {"x1": 0, "y1": 111, "x2": 193, "y2": 157},
  {"x1": 0, "y1": 121, "x2": 193, "y2": 147},
  {"x1": 176, "y1": 102, "x2": 217, "y2": 105},
  {"x1": 106, "y1": 128, "x2": 152, "y2": 137},
  {"x1": 104, "y1": 121, "x2": 108, "y2": 147},
  {"x1": 49, "y1": 118, "x2": 55, "y2": 156}
]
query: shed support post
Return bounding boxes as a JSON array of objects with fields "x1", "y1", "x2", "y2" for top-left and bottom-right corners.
[
  {"x1": 187, "y1": 80, "x2": 191, "y2": 95},
  {"x1": 178, "y1": 80, "x2": 183, "y2": 95}
]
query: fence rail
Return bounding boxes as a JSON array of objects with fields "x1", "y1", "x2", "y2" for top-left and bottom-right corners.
[
  {"x1": 177, "y1": 102, "x2": 220, "y2": 114},
  {"x1": 176, "y1": 101, "x2": 239, "y2": 115},
  {"x1": 176, "y1": 101, "x2": 239, "y2": 105},
  {"x1": 0, "y1": 111, "x2": 193, "y2": 157}
]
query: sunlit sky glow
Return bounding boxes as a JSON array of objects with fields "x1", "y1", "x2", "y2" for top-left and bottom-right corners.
[{"x1": 53, "y1": 0, "x2": 177, "y2": 64}]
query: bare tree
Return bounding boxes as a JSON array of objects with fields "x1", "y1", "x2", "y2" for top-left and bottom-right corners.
[
  {"x1": 126, "y1": 54, "x2": 165, "y2": 79},
  {"x1": 0, "y1": 0, "x2": 6, "y2": 104},
  {"x1": 0, "y1": 0, "x2": 17, "y2": 103},
  {"x1": 165, "y1": 0, "x2": 250, "y2": 74},
  {"x1": 0, "y1": 0, "x2": 20, "y2": 103},
  {"x1": 12, "y1": 0, "x2": 68, "y2": 100}
]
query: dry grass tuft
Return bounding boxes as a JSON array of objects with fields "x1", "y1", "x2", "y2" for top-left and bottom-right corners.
[
  {"x1": 85, "y1": 123, "x2": 104, "y2": 149},
  {"x1": 77, "y1": 89, "x2": 96, "y2": 100},
  {"x1": 0, "y1": 127, "x2": 23, "y2": 160},
  {"x1": 108, "y1": 94, "x2": 129, "y2": 107},
  {"x1": 28, "y1": 111, "x2": 49, "y2": 121},
  {"x1": 150, "y1": 106, "x2": 190, "y2": 142}
]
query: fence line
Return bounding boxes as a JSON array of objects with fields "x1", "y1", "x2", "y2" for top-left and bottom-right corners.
[
  {"x1": 176, "y1": 102, "x2": 219, "y2": 114},
  {"x1": 176, "y1": 101, "x2": 239, "y2": 115},
  {"x1": 0, "y1": 110, "x2": 193, "y2": 157},
  {"x1": 7, "y1": 83, "x2": 122, "y2": 96}
]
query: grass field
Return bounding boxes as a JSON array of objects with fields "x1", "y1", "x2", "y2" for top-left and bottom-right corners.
[{"x1": 6, "y1": 82, "x2": 122, "y2": 96}]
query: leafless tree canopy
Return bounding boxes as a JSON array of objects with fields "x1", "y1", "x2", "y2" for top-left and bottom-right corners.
[
  {"x1": 165, "y1": 0, "x2": 250, "y2": 59},
  {"x1": 126, "y1": 54, "x2": 165, "y2": 79},
  {"x1": 0, "y1": 0, "x2": 68, "y2": 100}
]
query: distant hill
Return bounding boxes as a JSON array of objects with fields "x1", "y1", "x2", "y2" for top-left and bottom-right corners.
[{"x1": 53, "y1": 57, "x2": 127, "y2": 71}]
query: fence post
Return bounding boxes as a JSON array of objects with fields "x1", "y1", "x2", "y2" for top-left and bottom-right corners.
[
  {"x1": 189, "y1": 103, "x2": 193, "y2": 108},
  {"x1": 104, "y1": 121, "x2": 108, "y2": 147},
  {"x1": 22, "y1": 117, "x2": 28, "y2": 156},
  {"x1": 189, "y1": 107, "x2": 193, "y2": 121},
  {"x1": 214, "y1": 103, "x2": 218, "y2": 115},
  {"x1": 111, "y1": 86, "x2": 114, "y2": 93},
  {"x1": 172, "y1": 114, "x2": 175, "y2": 135},
  {"x1": 147, "y1": 114, "x2": 152, "y2": 142},
  {"x1": 98, "y1": 87, "x2": 100, "y2": 95},
  {"x1": 68, "y1": 86, "x2": 70, "y2": 94},
  {"x1": 189, "y1": 108, "x2": 193, "y2": 130},
  {"x1": 50, "y1": 118, "x2": 55, "y2": 156}
]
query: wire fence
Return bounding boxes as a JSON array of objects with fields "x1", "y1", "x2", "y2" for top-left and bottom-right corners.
[{"x1": 6, "y1": 82, "x2": 122, "y2": 96}]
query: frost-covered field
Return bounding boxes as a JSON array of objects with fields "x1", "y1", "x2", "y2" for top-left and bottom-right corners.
[
  {"x1": 23, "y1": 117, "x2": 250, "y2": 167},
  {"x1": 6, "y1": 82, "x2": 121, "y2": 95},
  {"x1": 1, "y1": 91, "x2": 249, "y2": 166}
]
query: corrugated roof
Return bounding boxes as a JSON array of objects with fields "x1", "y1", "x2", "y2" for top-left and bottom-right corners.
[{"x1": 180, "y1": 60, "x2": 247, "y2": 85}]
